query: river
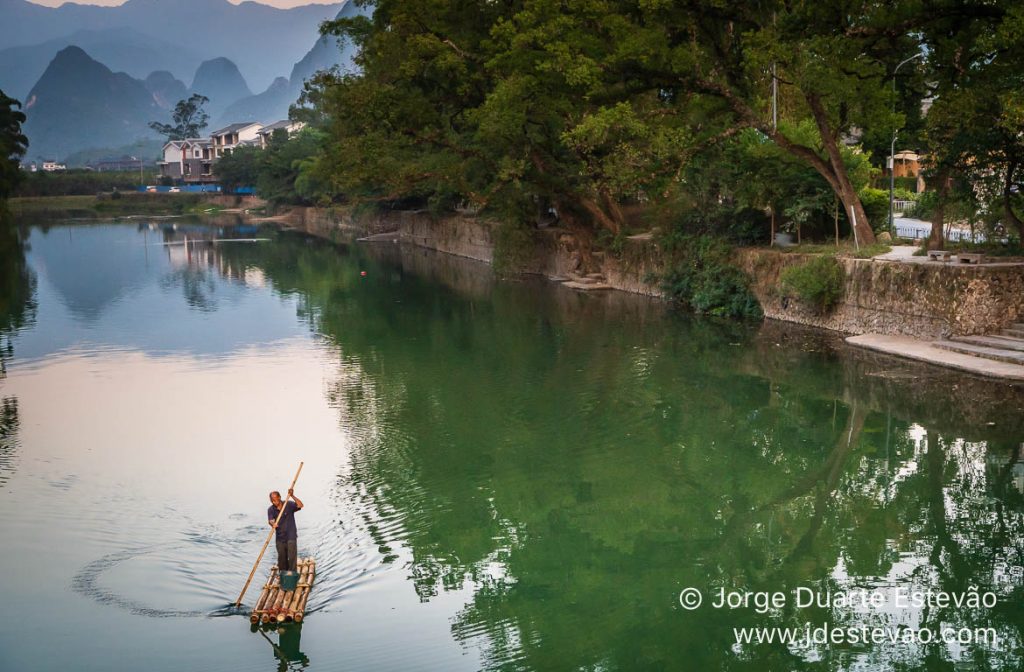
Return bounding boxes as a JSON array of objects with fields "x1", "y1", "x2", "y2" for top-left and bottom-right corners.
[{"x1": 0, "y1": 220, "x2": 1022, "y2": 671}]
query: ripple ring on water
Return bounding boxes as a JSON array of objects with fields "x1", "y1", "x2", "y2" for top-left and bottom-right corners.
[{"x1": 71, "y1": 544, "x2": 231, "y2": 619}]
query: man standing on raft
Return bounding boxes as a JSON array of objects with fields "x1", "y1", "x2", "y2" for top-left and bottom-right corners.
[{"x1": 268, "y1": 488, "x2": 303, "y2": 572}]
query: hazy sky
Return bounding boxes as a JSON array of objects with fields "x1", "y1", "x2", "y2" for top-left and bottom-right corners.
[{"x1": 27, "y1": 0, "x2": 338, "y2": 7}]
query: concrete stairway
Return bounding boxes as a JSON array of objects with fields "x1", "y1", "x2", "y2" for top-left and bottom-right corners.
[
  {"x1": 559, "y1": 272, "x2": 612, "y2": 291},
  {"x1": 934, "y1": 324, "x2": 1024, "y2": 366}
]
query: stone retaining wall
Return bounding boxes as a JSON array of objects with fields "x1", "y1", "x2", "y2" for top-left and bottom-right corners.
[
  {"x1": 735, "y1": 249, "x2": 1024, "y2": 338},
  {"x1": 279, "y1": 205, "x2": 1023, "y2": 338}
]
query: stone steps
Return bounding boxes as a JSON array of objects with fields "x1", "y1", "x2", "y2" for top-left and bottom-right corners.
[
  {"x1": 952, "y1": 334, "x2": 1024, "y2": 352},
  {"x1": 561, "y1": 281, "x2": 612, "y2": 291},
  {"x1": 933, "y1": 340, "x2": 1024, "y2": 366},
  {"x1": 1003, "y1": 327, "x2": 1024, "y2": 339},
  {"x1": 847, "y1": 333, "x2": 1024, "y2": 380},
  {"x1": 556, "y1": 272, "x2": 610, "y2": 291}
]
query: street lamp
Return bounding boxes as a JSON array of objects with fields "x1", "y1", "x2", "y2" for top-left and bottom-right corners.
[{"x1": 889, "y1": 52, "x2": 924, "y2": 236}]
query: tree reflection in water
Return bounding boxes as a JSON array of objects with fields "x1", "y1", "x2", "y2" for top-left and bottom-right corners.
[
  {"x1": 0, "y1": 214, "x2": 33, "y2": 489},
  {"x1": 209, "y1": 230, "x2": 1024, "y2": 670}
]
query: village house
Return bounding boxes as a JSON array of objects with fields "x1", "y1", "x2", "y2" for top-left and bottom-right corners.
[
  {"x1": 41, "y1": 159, "x2": 66, "y2": 172},
  {"x1": 158, "y1": 139, "x2": 216, "y2": 184},
  {"x1": 890, "y1": 150, "x2": 926, "y2": 193},
  {"x1": 210, "y1": 122, "x2": 263, "y2": 158},
  {"x1": 86, "y1": 156, "x2": 145, "y2": 172},
  {"x1": 256, "y1": 120, "x2": 306, "y2": 149},
  {"x1": 157, "y1": 120, "x2": 304, "y2": 184}
]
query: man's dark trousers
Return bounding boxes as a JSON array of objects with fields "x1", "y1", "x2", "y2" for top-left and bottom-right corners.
[{"x1": 277, "y1": 539, "x2": 297, "y2": 572}]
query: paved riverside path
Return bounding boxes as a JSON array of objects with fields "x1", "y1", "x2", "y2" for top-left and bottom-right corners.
[{"x1": 847, "y1": 334, "x2": 1024, "y2": 381}]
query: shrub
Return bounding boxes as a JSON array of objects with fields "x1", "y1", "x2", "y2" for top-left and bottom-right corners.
[
  {"x1": 904, "y1": 190, "x2": 937, "y2": 220},
  {"x1": 858, "y1": 187, "x2": 890, "y2": 232},
  {"x1": 779, "y1": 256, "x2": 845, "y2": 313},
  {"x1": 893, "y1": 176, "x2": 919, "y2": 194},
  {"x1": 659, "y1": 234, "x2": 762, "y2": 319}
]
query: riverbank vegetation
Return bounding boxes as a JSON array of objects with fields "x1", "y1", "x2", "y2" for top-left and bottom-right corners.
[
  {"x1": 9, "y1": 193, "x2": 207, "y2": 218},
  {"x1": 12, "y1": 169, "x2": 158, "y2": 198},
  {"x1": 215, "y1": 0, "x2": 1014, "y2": 313},
  {"x1": 288, "y1": 1, "x2": 1020, "y2": 245}
]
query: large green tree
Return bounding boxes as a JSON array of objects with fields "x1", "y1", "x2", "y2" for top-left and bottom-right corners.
[
  {"x1": 0, "y1": 89, "x2": 28, "y2": 202},
  {"x1": 920, "y1": 1, "x2": 1024, "y2": 246},
  {"x1": 310, "y1": 1, "x2": 1024, "y2": 251},
  {"x1": 149, "y1": 94, "x2": 210, "y2": 142}
]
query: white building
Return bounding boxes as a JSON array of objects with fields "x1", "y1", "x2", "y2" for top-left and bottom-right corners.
[
  {"x1": 158, "y1": 139, "x2": 215, "y2": 183},
  {"x1": 210, "y1": 122, "x2": 263, "y2": 158},
  {"x1": 256, "y1": 120, "x2": 306, "y2": 149},
  {"x1": 41, "y1": 159, "x2": 66, "y2": 172}
]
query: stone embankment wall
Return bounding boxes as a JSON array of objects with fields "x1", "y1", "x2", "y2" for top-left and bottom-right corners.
[
  {"x1": 287, "y1": 205, "x2": 666, "y2": 296},
  {"x1": 735, "y1": 249, "x2": 1024, "y2": 338},
  {"x1": 279, "y1": 205, "x2": 1024, "y2": 338}
]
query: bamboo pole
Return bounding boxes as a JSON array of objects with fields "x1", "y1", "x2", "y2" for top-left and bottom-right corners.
[
  {"x1": 272, "y1": 585, "x2": 288, "y2": 612},
  {"x1": 281, "y1": 559, "x2": 309, "y2": 622},
  {"x1": 296, "y1": 557, "x2": 315, "y2": 622},
  {"x1": 251, "y1": 566, "x2": 279, "y2": 621},
  {"x1": 288, "y1": 558, "x2": 313, "y2": 621},
  {"x1": 278, "y1": 560, "x2": 304, "y2": 623},
  {"x1": 293, "y1": 559, "x2": 316, "y2": 622},
  {"x1": 235, "y1": 462, "x2": 304, "y2": 607}
]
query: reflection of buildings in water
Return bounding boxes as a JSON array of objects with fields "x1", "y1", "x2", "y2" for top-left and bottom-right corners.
[{"x1": 160, "y1": 228, "x2": 267, "y2": 288}]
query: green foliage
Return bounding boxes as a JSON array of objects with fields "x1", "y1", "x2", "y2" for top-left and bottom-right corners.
[
  {"x1": 10, "y1": 193, "x2": 202, "y2": 217},
  {"x1": 214, "y1": 145, "x2": 261, "y2": 193},
  {"x1": 149, "y1": 94, "x2": 210, "y2": 141},
  {"x1": 308, "y1": 0, "x2": 921, "y2": 244},
  {"x1": 257, "y1": 129, "x2": 328, "y2": 205},
  {"x1": 893, "y1": 176, "x2": 919, "y2": 194},
  {"x1": 850, "y1": 243, "x2": 892, "y2": 259},
  {"x1": 904, "y1": 190, "x2": 938, "y2": 220},
  {"x1": 14, "y1": 169, "x2": 156, "y2": 197},
  {"x1": 893, "y1": 187, "x2": 916, "y2": 201},
  {"x1": 0, "y1": 89, "x2": 28, "y2": 202},
  {"x1": 215, "y1": 129, "x2": 330, "y2": 205},
  {"x1": 919, "y1": 2, "x2": 1024, "y2": 241},
  {"x1": 858, "y1": 187, "x2": 891, "y2": 231},
  {"x1": 779, "y1": 256, "x2": 845, "y2": 313},
  {"x1": 659, "y1": 235, "x2": 762, "y2": 319}
]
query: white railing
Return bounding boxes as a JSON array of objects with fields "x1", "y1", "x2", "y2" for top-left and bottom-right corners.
[{"x1": 894, "y1": 225, "x2": 987, "y2": 243}]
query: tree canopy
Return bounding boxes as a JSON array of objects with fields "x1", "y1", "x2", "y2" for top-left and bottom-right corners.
[
  {"x1": 294, "y1": 1, "x2": 1024, "y2": 250},
  {"x1": 149, "y1": 94, "x2": 210, "y2": 142},
  {"x1": 0, "y1": 89, "x2": 28, "y2": 202}
]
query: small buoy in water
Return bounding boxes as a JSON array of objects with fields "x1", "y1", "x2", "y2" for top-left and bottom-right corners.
[{"x1": 360, "y1": 271, "x2": 367, "y2": 277}]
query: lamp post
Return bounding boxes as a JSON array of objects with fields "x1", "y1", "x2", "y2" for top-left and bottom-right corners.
[{"x1": 890, "y1": 52, "x2": 924, "y2": 236}]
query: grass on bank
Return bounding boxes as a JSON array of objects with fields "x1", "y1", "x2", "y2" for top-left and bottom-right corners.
[
  {"x1": 9, "y1": 193, "x2": 220, "y2": 218},
  {"x1": 776, "y1": 241, "x2": 892, "y2": 258}
]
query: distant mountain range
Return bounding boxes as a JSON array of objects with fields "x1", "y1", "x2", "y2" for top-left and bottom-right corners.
[
  {"x1": 9, "y1": 0, "x2": 368, "y2": 163},
  {"x1": 23, "y1": 46, "x2": 162, "y2": 161},
  {"x1": 0, "y1": 0, "x2": 343, "y2": 92},
  {"x1": 0, "y1": 27, "x2": 203, "y2": 103},
  {"x1": 190, "y1": 57, "x2": 252, "y2": 118}
]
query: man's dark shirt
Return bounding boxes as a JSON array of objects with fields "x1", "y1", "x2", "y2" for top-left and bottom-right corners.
[{"x1": 268, "y1": 500, "x2": 300, "y2": 542}]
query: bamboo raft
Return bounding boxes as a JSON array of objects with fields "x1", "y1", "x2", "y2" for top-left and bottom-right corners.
[{"x1": 249, "y1": 557, "x2": 316, "y2": 624}]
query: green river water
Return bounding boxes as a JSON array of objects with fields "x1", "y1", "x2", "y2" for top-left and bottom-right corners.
[{"x1": 0, "y1": 220, "x2": 1023, "y2": 671}]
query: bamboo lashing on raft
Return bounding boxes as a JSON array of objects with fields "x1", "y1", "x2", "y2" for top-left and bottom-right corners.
[{"x1": 249, "y1": 557, "x2": 316, "y2": 624}]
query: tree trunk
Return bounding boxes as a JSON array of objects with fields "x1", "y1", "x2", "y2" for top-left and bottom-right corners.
[
  {"x1": 693, "y1": 77, "x2": 876, "y2": 245},
  {"x1": 1003, "y1": 160, "x2": 1024, "y2": 239},
  {"x1": 927, "y1": 166, "x2": 951, "y2": 250},
  {"x1": 806, "y1": 94, "x2": 876, "y2": 246}
]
